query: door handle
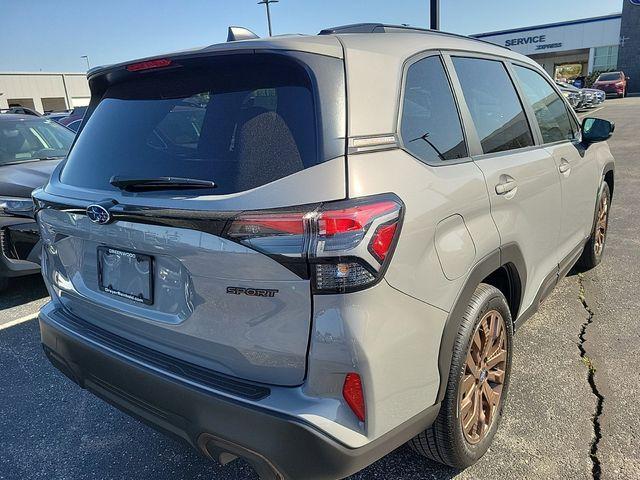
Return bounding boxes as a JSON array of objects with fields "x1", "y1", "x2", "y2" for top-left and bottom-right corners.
[
  {"x1": 559, "y1": 158, "x2": 571, "y2": 174},
  {"x1": 495, "y1": 179, "x2": 517, "y2": 195}
]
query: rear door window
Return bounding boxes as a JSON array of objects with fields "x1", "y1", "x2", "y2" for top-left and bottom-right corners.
[
  {"x1": 400, "y1": 55, "x2": 467, "y2": 163},
  {"x1": 60, "y1": 55, "x2": 321, "y2": 195},
  {"x1": 512, "y1": 65, "x2": 576, "y2": 144},
  {"x1": 452, "y1": 57, "x2": 534, "y2": 154}
]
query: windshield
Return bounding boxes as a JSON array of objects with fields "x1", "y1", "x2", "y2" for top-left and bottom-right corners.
[
  {"x1": 61, "y1": 54, "x2": 324, "y2": 195},
  {"x1": 0, "y1": 118, "x2": 74, "y2": 165},
  {"x1": 597, "y1": 73, "x2": 622, "y2": 82}
]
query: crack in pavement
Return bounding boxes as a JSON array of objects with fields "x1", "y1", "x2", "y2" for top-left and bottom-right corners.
[{"x1": 577, "y1": 273, "x2": 604, "y2": 480}]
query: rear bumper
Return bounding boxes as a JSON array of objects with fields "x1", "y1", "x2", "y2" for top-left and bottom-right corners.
[
  {"x1": 0, "y1": 218, "x2": 41, "y2": 279},
  {"x1": 598, "y1": 86, "x2": 624, "y2": 95},
  {"x1": 39, "y1": 303, "x2": 439, "y2": 480}
]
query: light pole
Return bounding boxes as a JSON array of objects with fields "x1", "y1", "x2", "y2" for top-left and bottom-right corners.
[
  {"x1": 257, "y1": 0, "x2": 278, "y2": 36},
  {"x1": 81, "y1": 55, "x2": 90, "y2": 70},
  {"x1": 430, "y1": 0, "x2": 439, "y2": 30}
]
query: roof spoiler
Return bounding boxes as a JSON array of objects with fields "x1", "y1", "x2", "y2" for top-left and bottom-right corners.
[{"x1": 227, "y1": 26, "x2": 260, "y2": 42}]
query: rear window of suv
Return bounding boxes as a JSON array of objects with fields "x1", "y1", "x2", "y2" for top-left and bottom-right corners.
[{"x1": 60, "y1": 54, "x2": 326, "y2": 195}]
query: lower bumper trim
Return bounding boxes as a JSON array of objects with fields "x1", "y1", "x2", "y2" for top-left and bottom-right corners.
[{"x1": 40, "y1": 305, "x2": 440, "y2": 479}]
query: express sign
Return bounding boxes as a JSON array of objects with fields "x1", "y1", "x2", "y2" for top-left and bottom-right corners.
[{"x1": 504, "y1": 35, "x2": 563, "y2": 50}]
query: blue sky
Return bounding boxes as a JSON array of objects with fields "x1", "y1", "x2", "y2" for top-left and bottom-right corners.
[{"x1": 1, "y1": 0, "x2": 623, "y2": 72}]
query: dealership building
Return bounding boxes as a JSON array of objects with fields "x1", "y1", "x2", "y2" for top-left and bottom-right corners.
[
  {"x1": 474, "y1": 0, "x2": 640, "y2": 93},
  {"x1": 0, "y1": 72, "x2": 90, "y2": 113}
]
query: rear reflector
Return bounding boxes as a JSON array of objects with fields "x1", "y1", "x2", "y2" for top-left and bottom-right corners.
[
  {"x1": 126, "y1": 59, "x2": 173, "y2": 72},
  {"x1": 343, "y1": 373, "x2": 365, "y2": 422}
]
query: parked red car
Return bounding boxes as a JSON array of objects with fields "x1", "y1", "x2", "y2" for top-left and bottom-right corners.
[{"x1": 593, "y1": 71, "x2": 629, "y2": 98}]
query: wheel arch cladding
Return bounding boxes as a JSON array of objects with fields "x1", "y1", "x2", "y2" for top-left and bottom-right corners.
[
  {"x1": 603, "y1": 164, "x2": 614, "y2": 199},
  {"x1": 435, "y1": 244, "x2": 525, "y2": 403}
]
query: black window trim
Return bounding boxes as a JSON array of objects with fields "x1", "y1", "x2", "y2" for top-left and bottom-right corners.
[
  {"x1": 395, "y1": 50, "x2": 473, "y2": 167},
  {"x1": 441, "y1": 50, "x2": 539, "y2": 160},
  {"x1": 507, "y1": 59, "x2": 583, "y2": 147}
]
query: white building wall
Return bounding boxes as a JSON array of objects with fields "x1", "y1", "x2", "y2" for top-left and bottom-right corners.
[
  {"x1": 0, "y1": 72, "x2": 89, "y2": 112},
  {"x1": 474, "y1": 15, "x2": 621, "y2": 60}
]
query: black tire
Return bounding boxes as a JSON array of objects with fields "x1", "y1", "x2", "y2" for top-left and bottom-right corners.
[
  {"x1": 578, "y1": 182, "x2": 611, "y2": 270},
  {"x1": 410, "y1": 283, "x2": 513, "y2": 468},
  {"x1": 0, "y1": 276, "x2": 7, "y2": 292}
]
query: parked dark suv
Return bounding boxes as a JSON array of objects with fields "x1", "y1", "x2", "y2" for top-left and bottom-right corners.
[{"x1": 0, "y1": 114, "x2": 72, "y2": 290}]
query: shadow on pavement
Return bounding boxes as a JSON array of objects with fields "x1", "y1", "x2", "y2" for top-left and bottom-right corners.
[
  {"x1": 0, "y1": 320, "x2": 459, "y2": 480},
  {"x1": 0, "y1": 274, "x2": 48, "y2": 310}
]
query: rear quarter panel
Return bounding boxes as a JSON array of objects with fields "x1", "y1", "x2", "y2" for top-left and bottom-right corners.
[{"x1": 349, "y1": 149, "x2": 500, "y2": 312}]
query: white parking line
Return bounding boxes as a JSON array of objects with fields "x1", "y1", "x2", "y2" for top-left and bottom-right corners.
[
  {"x1": 578, "y1": 106, "x2": 605, "y2": 117},
  {"x1": 0, "y1": 313, "x2": 38, "y2": 331}
]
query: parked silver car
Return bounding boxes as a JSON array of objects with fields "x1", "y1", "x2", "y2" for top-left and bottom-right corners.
[
  {"x1": 558, "y1": 86, "x2": 581, "y2": 109},
  {"x1": 557, "y1": 81, "x2": 604, "y2": 108},
  {"x1": 582, "y1": 87, "x2": 606, "y2": 105},
  {"x1": 34, "y1": 23, "x2": 615, "y2": 479}
]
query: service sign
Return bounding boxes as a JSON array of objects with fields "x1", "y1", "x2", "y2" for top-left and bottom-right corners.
[
  {"x1": 476, "y1": 15, "x2": 621, "y2": 56},
  {"x1": 504, "y1": 34, "x2": 563, "y2": 51}
]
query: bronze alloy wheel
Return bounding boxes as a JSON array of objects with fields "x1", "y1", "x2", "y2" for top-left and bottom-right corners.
[
  {"x1": 458, "y1": 310, "x2": 508, "y2": 445},
  {"x1": 594, "y1": 193, "x2": 609, "y2": 257}
]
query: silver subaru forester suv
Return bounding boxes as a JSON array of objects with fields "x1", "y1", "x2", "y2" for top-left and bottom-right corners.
[{"x1": 34, "y1": 23, "x2": 615, "y2": 479}]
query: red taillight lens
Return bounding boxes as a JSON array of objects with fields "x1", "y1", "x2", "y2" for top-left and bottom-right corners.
[
  {"x1": 369, "y1": 221, "x2": 398, "y2": 262},
  {"x1": 318, "y1": 201, "x2": 398, "y2": 236},
  {"x1": 126, "y1": 58, "x2": 173, "y2": 72},
  {"x1": 224, "y1": 194, "x2": 403, "y2": 293},
  {"x1": 343, "y1": 373, "x2": 365, "y2": 422}
]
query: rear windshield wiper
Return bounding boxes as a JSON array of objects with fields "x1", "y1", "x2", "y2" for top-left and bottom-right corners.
[{"x1": 110, "y1": 176, "x2": 217, "y2": 192}]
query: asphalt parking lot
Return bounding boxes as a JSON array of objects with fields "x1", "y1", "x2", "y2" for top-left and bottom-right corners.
[{"x1": 1, "y1": 97, "x2": 639, "y2": 480}]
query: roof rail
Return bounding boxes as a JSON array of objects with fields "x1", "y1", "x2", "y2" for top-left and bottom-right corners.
[{"x1": 318, "y1": 23, "x2": 511, "y2": 50}]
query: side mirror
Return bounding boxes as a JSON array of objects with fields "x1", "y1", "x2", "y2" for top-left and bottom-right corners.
[{"x1": 582, "y1": 118, "x2": 614, "y2": 144}]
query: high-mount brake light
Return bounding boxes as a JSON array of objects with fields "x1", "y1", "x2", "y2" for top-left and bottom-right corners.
[
  {"x1": 224, "y1": 194, "x2": 403, "y2": 293},
  {"x1": 126, "y1": 59, "x2": 173, "y2": 72}
]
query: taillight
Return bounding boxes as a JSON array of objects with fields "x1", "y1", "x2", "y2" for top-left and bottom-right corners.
[
  {"x1": 343, "y1": 373, "x2": 365, "y2": 422},
  {"x1": 224, "y1": 194, "x2": 403, "y2": 293},
  {"x1": 369, "y1": 221, "x2": 398, "y2": 262}
]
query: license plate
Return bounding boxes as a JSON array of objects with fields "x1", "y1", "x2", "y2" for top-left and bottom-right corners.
[{"x1": 97, "y1": 247, "x2": 153, "y2": 305}]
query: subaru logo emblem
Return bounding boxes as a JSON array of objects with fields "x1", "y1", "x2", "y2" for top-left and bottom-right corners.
[{"x1": 86, "y1": 204, "x2": 111, "y2": 224}]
